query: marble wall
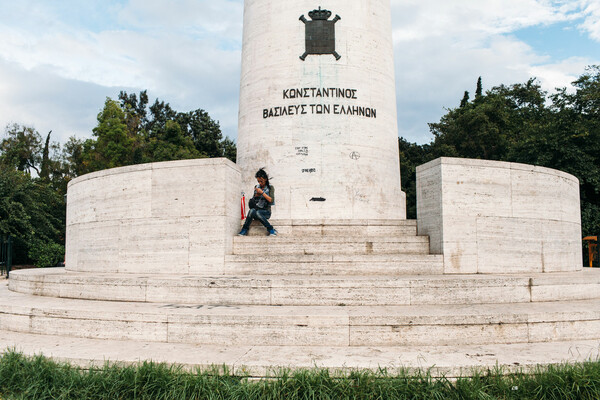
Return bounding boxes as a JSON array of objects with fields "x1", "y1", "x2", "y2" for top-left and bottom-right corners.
[
  {"x1": 65, "y1": 159, "x2": 241, "y2": 275},
  {"x1": 417, "y1": 158, "x2": 582, "y2": 274}
]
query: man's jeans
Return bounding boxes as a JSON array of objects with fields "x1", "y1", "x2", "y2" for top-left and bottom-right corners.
[{"x1": 242, "y1": 208, "x2": 273, "y2": 231}]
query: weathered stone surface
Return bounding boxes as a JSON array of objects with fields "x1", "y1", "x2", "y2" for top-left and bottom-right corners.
[
  {"x1": 223, "y1": 255, "x2": 444, "y2": 275},
  {"x1": 350, "y1": 323, "x2": 530, "y2": 346},
  {"x1": 10, "y1": 269, "x2": 600, "y2": 306},
  {"x1": 3, "y1": 283, "x2": 600, "y2": 347},
  {"x1": 66, "y1": 159, "x2": 241, "y2": 275},
  {"x1": 233, "y1": 235, "x2": 430, "y2": 256},
  {"x1": 417, "y1": 158, "x2": 582, "y2": 274},
  {"x1": 2, "y1": 329, "x2": 599, "y2": 377}
]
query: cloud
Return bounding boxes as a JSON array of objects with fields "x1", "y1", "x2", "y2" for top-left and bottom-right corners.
[
  {"x1": 0, "y1": 0, "x2": 599, "y2": 148},
  {"x1": 529, "y1": 57, "x2": 593, "y2": 90},
  {"x1": 0, "y1": 0, "x2": 243, "y2": 142},
  {"x1": 391, "y1": 0, "x2": 575, "y2": 44},
  {"x1": 578, "y1": 0, "x2": 600, "y2": 41},
  {"x1": 390, "y1": 0, "x2": 599, "y2": 143},
  {"x1": 117, "y1": 0, "x2": 243, "y2": 43},
  {"x1": 0, "y1": 59, "x2": 117, "y2": 144},
  {"x1": 394, "y1": 35, "x2": 544, "y2": 142}
]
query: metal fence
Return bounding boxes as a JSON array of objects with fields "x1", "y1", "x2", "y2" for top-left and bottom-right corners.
[{"x1": 1, "y1": 236, "x2": 12, "y2": 278}]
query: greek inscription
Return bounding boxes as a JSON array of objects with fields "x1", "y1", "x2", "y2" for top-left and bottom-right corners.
[
  {"x1": 264, "y1": 87, "x2": 376, "y2": 119},
  {"x1": 310, "y1": 104, "x2": 331, "y2": 114},
  {"x1": 263, "y1": 104, "x2": 376, "y2": 119},
  {"x1": 295, "y1": 146, "x2": 309, "y2": 156},
  {"x1": 263, "y1": 105, "x2": 307, "y2": 119},
  {"x1": 283, "y1": 88, "x2": 358, "y2": 99},
  {"x1": 333, "y1": 105, "x2": 376, "y2": 117},
  {"x1": 302, "y1": 168, "x2": 316, "y2": 173}
]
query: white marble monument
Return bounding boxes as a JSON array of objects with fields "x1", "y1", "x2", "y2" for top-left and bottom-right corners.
[
  {"x1": 237, "y1": 0, "x2": 406, "y2": 220},
  {"x1": 1, "y1": 0, "x2": 598, "y2": 375}
]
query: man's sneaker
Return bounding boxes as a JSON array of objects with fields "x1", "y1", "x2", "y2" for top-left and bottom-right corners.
[
  {"x1": 237, "y1": 228, "x2": 248, "y2": 236},
  {"x1": 267, "y1": 228, "x2": 277, "y2": 236}
]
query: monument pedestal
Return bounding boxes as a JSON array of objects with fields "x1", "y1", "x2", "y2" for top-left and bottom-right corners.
[{"x1": 2, "y1": 157, "x2": 596, "y2": 374}]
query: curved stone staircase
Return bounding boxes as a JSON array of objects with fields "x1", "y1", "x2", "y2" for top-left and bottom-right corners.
[{"x1": 1, "y1": 219, "x2": 599, "y2": 376}]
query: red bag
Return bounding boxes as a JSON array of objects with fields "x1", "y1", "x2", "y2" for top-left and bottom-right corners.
[{"x1": 241, "y1": 192, "x2": 246, "y2": 220}]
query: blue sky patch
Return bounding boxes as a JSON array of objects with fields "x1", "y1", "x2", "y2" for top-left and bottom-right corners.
[{"x1": 514, "y1": 21, "x2": 600, "y2": 62}]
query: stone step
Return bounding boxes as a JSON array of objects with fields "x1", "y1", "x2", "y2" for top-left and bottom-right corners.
[
  {"x1": 232, "y1": 236, "x2": 431, "y2": 255},
  {"x1": 222, "y1": 256, "x2": 443, "y2": 276},
  {"x1": 244, "y1": 222, "x2": 418, "y2": 237},
  {"x1": 2, "y1": 329, "x2": 599, "y2": 377},
  {"x1": 2, "y1": 283, "x2": 600, "y2": 347},
  {"x1": 9, "y1": 269, "x2": 600, "y2": 306},
  {"x1": 261, "y1": 219, "x2": 418, "y2": 227}
]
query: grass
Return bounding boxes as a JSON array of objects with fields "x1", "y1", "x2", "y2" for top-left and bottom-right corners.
[{"x1": 1, "y1": 350, "x2": 600, "y2": 399}]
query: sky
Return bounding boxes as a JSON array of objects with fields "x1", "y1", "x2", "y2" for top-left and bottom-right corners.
[{"x1": 0, "y1": 0, "x2": 599, "y2": 146}]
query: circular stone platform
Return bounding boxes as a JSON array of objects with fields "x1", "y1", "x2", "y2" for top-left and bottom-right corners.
[
  {"x1": 1, "y1": 277, "x2": 600, "y2": 377},
  {"x1": 8, "y1": 268, "x2": 600, "y2": 306}
]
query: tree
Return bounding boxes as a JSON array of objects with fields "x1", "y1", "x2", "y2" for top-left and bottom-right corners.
[
  {"x1": 118, "y1": 90, "x2": 237, "y2": 162},
  {"x1": 0, "y1": 123, "x2": 67, "y2": 266},
  {"x1": 62, "y1": 137, "x2": 87, "y2": 178},
  {"x1": 221, "y1": 137, "x2": 237, "y2": 163},
  {"x1": 39, "y1": 130, "x2": 51, "y2": 180},
  {"x1": 429, "y1": 78, "x2": 550, "y2": 161},
  {"x1": 509, "y1": 67, "x2": 600, "y2": 237},
  {"x1": 402, "y1": 67, "x2": 600, "y2": 240},
  {"x1": 475, "y1": 76, "x2": 483, "y2": 99},
  {"x1": 0, "y1": 124, "x2": 42, "y2": 175},
  {"x1": 119, "y1": 90, "x2": 149, "y2": 130},
  {"x1": 144, "y1": 120, "x2": 201, "y2": 162},
  {"x1": 429, "y1": 93, "x2": 511, "y2": 160},
  {"x1": 84, "y1": 98, "x2": 137, "y2": 172},
  {"x1": 398, "y1": 138, "x2": 435, "y2": 219},
  {"x1": 0, "y1": 165, "x2": 64, "y2": 265},
  {"x1": 460, "y1": 91, "x2": 470, "y2": 108}
]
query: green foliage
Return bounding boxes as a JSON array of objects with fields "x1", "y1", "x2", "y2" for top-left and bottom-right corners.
[
  {"x1": 28, "y1": 239, "x2": 64, "y2": 268},
  {"x1": 221, "y1": 136, "x2": 237, "y2": 163},
  {"x1": 1, "y1": 351, "x2": 600, "y2": 399},
  {"x1": 83, "y1": 98, "x2": 137, "y2": 172},
  {"x1": 76, "y1": 91, "x2": 237, "y2": 174},
  {"x1": 398, "y1": 138, "x2": 435, "y2": 219},
  {"x1": 0, "y1": 165, "x2": 65, "y2": 264},
  {"x1": 118, "y1": 90, "x2": 236, "y2": 165},
  {"x1": 61, "y1": 136, "x2": 87, "y2": 180},
  {"x1": 144, "y1": 120, "x2": 201, "y2": 162},
  {"x1": 39, "y1": 130, "x2": 52, "y2": 181},
  {"x1": 403, "y1": 68, "x2": 600, "y2": 238},
  {"x1": 0, "y1": 124, "x2": 42, "y2": 175}
]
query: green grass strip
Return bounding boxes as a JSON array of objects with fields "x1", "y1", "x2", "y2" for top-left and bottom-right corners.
[{"x1": 1, "y1": 350, "x2": 600, "y2": 399}]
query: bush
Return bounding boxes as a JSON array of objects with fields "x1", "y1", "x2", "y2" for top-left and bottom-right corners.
[{"x1": 28, "y1": 239, "x2": 64, "y2": 268}]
